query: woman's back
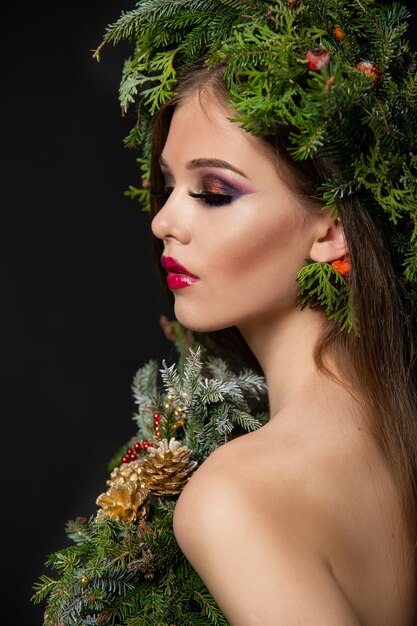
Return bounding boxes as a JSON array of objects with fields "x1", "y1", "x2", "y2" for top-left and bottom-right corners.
[{"x1": 174, "y1": 377, "x2": 415, "y2": 625}]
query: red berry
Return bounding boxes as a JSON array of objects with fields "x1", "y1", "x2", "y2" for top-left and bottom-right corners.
[
  {"x1": 355, "y1": 61, "x2": 379, "y2": 83},
  {"x1": 331, "y1": 255, "x2": 351, "y2": 278},
  {"x1": 126, "y1": 447, "x2": 133, "y2": 455},
  {"x1": 306, "y1": 45, "x2": 330, "y2": 71},
  {"x1": 334, "y1": 27, "x2": 343, "y2": 41},
  {"x1": 153, "y1": 413, "x2": 160, "y2": 420},
  {"x1": 121, "y1": 455, "x2": 130, "y2": 463},
  {"x1": 134, "y1": 442, "x2": 143, "y2": 451},
  {"x1": 129, "y1": 453, "x2": 137, "y2": 460}
]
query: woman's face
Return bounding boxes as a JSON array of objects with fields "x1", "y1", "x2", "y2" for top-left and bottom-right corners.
[{"x1": 151, "y1": 91, "x2": 323, "y2": 333}]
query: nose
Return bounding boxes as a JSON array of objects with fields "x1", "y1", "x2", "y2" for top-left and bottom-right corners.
[{"x1": 151, "y1": 189, "x2": 192, "y2": 245}]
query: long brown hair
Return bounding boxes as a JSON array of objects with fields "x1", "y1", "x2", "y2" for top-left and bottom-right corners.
[{"x1": 149, "y1": 64, "x2": 417, "y2": 563}]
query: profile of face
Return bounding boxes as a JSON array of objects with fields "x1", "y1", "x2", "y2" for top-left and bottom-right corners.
[{"x1": 151, "y1": 90, "x2": 341, "y2": 335}]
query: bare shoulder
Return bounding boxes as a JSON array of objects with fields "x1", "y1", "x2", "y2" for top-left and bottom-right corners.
[
  {"x1": 175, "y1": 401, "x2": 388, "y2": 545},
  {"x1": 174, "y1": 404, "x2": 413, "y2": 626},
  {"x1": 174, "y1": 429, "x2": 363, "y2": 625}
]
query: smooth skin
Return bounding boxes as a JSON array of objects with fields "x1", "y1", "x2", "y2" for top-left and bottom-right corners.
[{"x1": 151, "y1": 91, "x2": 415, "y2": 626}]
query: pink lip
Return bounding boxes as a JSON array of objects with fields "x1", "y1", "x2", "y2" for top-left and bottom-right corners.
[{"x1": 161, "y1": 256, "x2": 199, "y2": 290}]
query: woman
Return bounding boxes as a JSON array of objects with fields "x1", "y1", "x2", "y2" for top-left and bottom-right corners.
[
  {"x1": 148, "y1": 66, "x2": 415, "y2": 626},
  {"x1": 98, "y1": 0, "x2": 417, "y2": 623}
]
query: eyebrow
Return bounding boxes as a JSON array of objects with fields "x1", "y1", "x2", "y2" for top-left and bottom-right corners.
[{"x1": 158, "y1": 155, "x2": 248, "y2": 179}]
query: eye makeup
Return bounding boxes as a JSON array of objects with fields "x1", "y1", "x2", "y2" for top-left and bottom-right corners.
[
  {"x1": 150, "y1": 170, "x2": 253, "y2": 208},
  {"x1": 189, "y1": 174, "x2": 243, "y2": 206},
  {"x1": 196, "y1": 174, "x2": 241, "y2": 197}
]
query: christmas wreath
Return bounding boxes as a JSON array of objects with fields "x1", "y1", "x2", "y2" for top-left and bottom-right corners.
[
  {"x1": 32, "y1": 318, "x2": 268, "y2": 625},
  {"x1": 93, "y1": 0, "x2": 417, "y2": 334}
]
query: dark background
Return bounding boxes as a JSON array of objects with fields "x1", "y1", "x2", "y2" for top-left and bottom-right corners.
[
  {"x1": 4, "y1": 3, "x2": 174, "y2": 623},
  {"x1": 3, "y1": 1, "x2": 417, "y2": 624}
]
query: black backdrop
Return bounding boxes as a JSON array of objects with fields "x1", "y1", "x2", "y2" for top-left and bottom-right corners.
[
  {"x1": 4, "y1": 3, "x2": 174, "y2": 623},
  {"x1": 4, "y1": 2, "x2": 417, "y2": 624}
]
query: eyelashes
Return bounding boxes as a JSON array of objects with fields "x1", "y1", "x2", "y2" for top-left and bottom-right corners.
[
  {"x1": 188, "y1": 190, "x2": 233, "y2": 206},
  {"x1": 150, "y1": 187, "x2": 233, "y2": 207}
]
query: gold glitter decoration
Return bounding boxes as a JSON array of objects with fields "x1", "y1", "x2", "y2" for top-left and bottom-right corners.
[
  {"x1": 140, "y1": 438, "x2": 197, "y2": 496},
  {"x1": 96, "y1": 459, "x2": 150, "y2": 523},
  {"x1": 80, "y1": 575, "x2": 89, "y2": 587},
  {"x1": 107, "y1": 458, "x2": 146, "y2": 489},
  {"x1": 96, "y1": 481, "x2": 149, "y2": 523}
]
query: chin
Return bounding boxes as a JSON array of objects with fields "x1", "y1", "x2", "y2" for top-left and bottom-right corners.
[
  {"x1": 178, "y1": 319, "x2": 230, "y2": 334},
  {"x1": 174, "y1": 309, "x2": 231, "y2": 334}
]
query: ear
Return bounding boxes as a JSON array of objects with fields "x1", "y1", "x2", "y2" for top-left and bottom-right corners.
[{"x1": 309, "y1": 217, "x2": 348, "y2": 263}]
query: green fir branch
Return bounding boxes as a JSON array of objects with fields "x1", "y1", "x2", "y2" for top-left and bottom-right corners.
[
  {"x1": 297, "y1": 261, "x2": 353, "y2": 332},
  {"x1": 93, "y1": 0, "x2": 417, "y2": 321},
  {"x1": 198, "y1": 377, "x2": 245, "y2": 405},
  {"x1": 131, "y1": 360, "x2": 159, "y2": 441},
  {"x1": 181, "y1": 347, "x2": 205, "y2": 407},
  {"x1": 228, "y1": 407, "x2": 263, "y2": 431}
]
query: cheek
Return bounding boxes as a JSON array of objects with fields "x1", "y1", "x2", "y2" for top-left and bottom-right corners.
[
  {"x1": 172, "y1": 197, "x2": 311, "y2": 332},
  {"x1": 204, "y1": 204, "x2": 306, "y2": 289}
]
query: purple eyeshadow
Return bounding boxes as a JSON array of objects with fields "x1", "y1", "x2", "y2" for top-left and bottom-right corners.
[{"x1": 201, "y1": 174, "x2": 249, "y2": 199}]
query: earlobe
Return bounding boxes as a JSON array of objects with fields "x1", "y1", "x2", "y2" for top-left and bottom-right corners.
[{"x1": 309, "y1": 217, "x2": 348, "y2": 263}]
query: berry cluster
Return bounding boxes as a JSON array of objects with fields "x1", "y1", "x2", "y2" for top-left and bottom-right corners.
[{"x1": 305, "y1": 28, "x2": 379, "y2": 83}]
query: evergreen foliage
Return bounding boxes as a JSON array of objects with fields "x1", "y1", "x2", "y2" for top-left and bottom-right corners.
[
  {"x1": 297, "y1": 260, "x2": 353, "y2": 331},
  {"x1": 93, "y1": 0, "x2": 417, "y2": 331},
  {"x1": 32, "y1": 322, "x2": 268, "y2": 625}
]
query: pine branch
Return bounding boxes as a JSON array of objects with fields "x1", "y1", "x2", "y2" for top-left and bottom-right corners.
[
  {"x1": 228, "y1": 407, "x2": 263, "y2": 431},
  {"x1": 205, "y1": 359, "x2": 267, "y2": 399},
  {"x1": 131, "y1": 360, "x2": 159, "y2": 438},
  {"x1": 297, "y1": 261, "x2": 353, "y2": 332},
  {"x1": 198, "y1": 378, "x2": 245, "y2": 405},
  {"x1": 160, "y1": 360, "x2": 184, "y2": 407},
  {"x1": 182, "y1": 347, "x2": 204, "y2": 407},
  {"x1": 193, "y1": 588, "x2": 228, "y2": 624},
  {"x1": 132, "y1": 360, "x2": 159, "y2": 405}
]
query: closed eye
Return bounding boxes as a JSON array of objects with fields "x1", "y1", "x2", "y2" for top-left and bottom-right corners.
[
  {"x1": 149, "y1": 187, "x2": 232, "y2": 207},
  {"x1": 188, "y1": 191, "x2": 232, "y2": 207}
]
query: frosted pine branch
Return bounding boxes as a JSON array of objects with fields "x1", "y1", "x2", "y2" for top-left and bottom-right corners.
[
  {"x1": 160, "y1": 360, "x2": 183, "y2": 406},
  {"x1": 197, "y1": 378, "x2": 245, "y2": 405},
  {"x1": 182, "y1": 347, "x2": 204, "y2": 407}
]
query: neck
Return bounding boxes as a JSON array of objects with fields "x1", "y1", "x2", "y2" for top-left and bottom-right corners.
[{"x1": 238, "y1": 307, "x2": 333, "y2": 418}]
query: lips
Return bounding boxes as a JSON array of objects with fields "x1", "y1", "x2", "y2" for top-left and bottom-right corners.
[{"x1": 161, "y1": 255, "x2": 199, "y2": 290}]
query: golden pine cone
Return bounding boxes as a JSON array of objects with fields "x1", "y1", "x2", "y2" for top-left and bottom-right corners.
[
  {"x1": 107, "y1": 458, "x2": 146, "y2": 489},
  {"x1": 96, "y1": 479, "x2": 149, "y2": 523},
  {"x1": 140, "y1": 438, "x2": 197, "y2": 496}
]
